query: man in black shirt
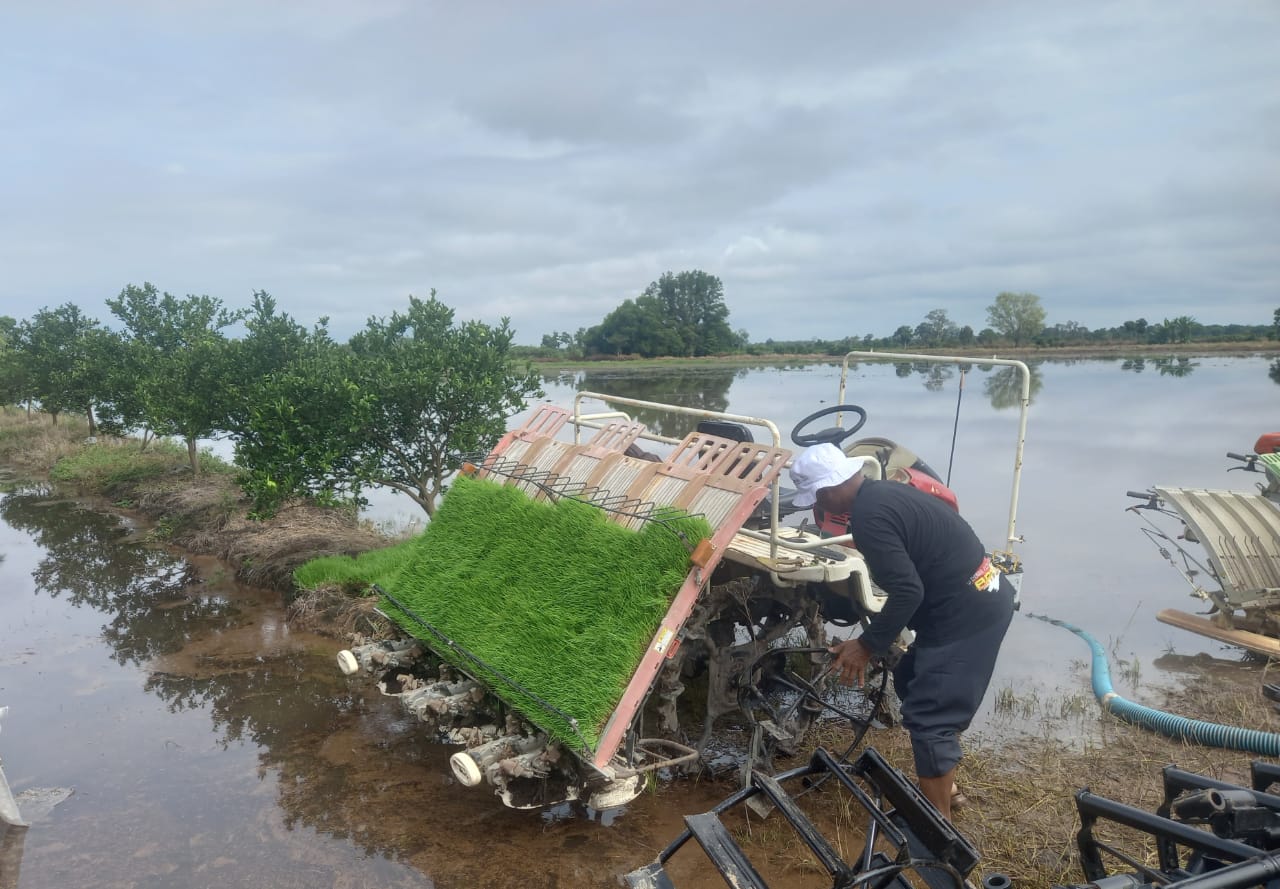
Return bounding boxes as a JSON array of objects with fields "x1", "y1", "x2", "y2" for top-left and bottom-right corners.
[{"x1": 789, "y1": 443, "x2": 1016, "y2": 819}]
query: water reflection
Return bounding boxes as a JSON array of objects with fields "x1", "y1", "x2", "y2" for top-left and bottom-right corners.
[
  {"x1": 891, "y1": 360, "x2": 957, "y2": 392},
  {"x1": 982, "y1": 362, "x2": 1044, "y2": 410},
  {"x1": 575, "y1": 367, "x2": 741, "y2": 436},
  {"x1": 1120, "y1": 356, "x2": 1197, "y2": 377},
  {"x1": 860, "y1": 358, "x2": 1044, "y2": 408},
  {"x1": 0, "y1": 488, "x2": 440, "y2": 886},
  {"x1": 1270, "y1": 359, "x2": 1280, "y2": 385},
  {"x1": 0, "y1": 492, "x2": 229, "y2": 666}
]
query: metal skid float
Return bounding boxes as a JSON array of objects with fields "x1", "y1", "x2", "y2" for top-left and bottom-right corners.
[
  {"x1": 1127, "y1": 433, "x2": 1280, "y2": 658},
  {"x1": 336, "y1": 352, "x2": 1032, "y2": 811}
]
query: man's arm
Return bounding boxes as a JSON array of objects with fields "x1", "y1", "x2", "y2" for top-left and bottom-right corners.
[{"x1": 856, "y1": 530, "x2": 925, "y2": 656}]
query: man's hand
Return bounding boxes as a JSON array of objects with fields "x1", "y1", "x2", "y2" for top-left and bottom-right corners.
[{"x1": 828, "y1": 638, "x2": 873, "y2": 687}]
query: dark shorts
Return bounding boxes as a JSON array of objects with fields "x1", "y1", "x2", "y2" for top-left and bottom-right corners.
[{"x1": 892, "y1": 576, "x2": 1016, "y2": 778}]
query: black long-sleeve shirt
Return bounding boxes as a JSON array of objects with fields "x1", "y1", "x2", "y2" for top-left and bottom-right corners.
[{"x1": 849, "y1": 479, "x2": 1005, "y2": 654}]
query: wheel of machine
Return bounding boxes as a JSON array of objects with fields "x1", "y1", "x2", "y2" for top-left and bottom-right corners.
[{"x1": 648, "y1": 571, "x2": 883, "y2": 780}]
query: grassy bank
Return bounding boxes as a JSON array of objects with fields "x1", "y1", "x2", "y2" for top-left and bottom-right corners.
[{"x1": 0, "y1": 410, "x2": 384, "y2": 591}]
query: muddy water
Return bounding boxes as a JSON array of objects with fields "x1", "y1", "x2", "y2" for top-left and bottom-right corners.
[{"x1": 0, "y1": 484, "x2": 757, "y2": 889}]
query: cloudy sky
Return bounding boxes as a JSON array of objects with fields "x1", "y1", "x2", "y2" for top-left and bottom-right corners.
[{"x1": 3, "y1": 1, "x2": 1277, "y2": 344}]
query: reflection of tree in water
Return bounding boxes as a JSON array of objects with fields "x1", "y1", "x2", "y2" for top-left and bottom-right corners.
[
  {"x1": 1271, "y1": 359, "x2": 1280, "y2": 386},
  {"x1": 1154, "y1": 357, "x2": 1196, "y2": 377},
  {"x1": 0, "y1": 492, "x2": 233, "y2": 665},
  {"x1": 884, "y1": 359, "x2": 1038, "y2": 406},
  {"x1": 1121, "y1": 356, "x2": 1196, "y2": 377},
  {"x1": 576, "y1": 368, "x2": 741, "y2": 438},
  {"x1": 983, "y1": 362, "x2": 1044, "y2": 409},
  {"x1": 0, "y1": 488, "x2": 434, "y2": 871},
  {"x1": 890, "y1": 361, "x2": 959, "y2": 392},
  {"x1": 145, "y1": 658, "x2": 352, "y2": 752},
  {"x1": 540, "y1": 369, "x2": 580, "y2": 389},
  {"x1": 146, "y1": 659, "x2": 425, "y2": 861}
]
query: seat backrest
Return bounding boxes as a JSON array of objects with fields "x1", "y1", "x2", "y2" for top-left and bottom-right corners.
[{"x1": 695, "y1": 419, "x2": 754, "y2": 444}]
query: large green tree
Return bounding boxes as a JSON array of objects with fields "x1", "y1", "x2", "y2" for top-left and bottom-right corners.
[
  {"x1": 105, "y1": 283, "x2": 245, "y2": 474},
  {"x1": 222, "y1": 291, "x2": 323, "y2": 434},
  {"x1": 232, "y1": 328, "x2": 367, "y2": 515},
  {"x1": 584, "y1": 270, "x2": 735, "y2": 358},
  {"x1": 241, "y1": 292, "x2": 542, "y2": 518},
  {"x1": 1162, "y1": 315, "x2": 1197, "y2": 344},
  {"x1": 646, "y1": 270, "x2": 735, "y2": 356},
  {"x1": 986, "y1": 292, "x2": 1046, "y2": 347},
  {"x1": 17, "y1": 303, "x2": 109, "y2": 431},
  {"x1": 914, "y1": 308, "x2": 958, "y2": 348},
  {"x1": 0, "y1": 315, "x2": 32, "y2": 412},
  {"x1": 92, "y1": 328, "x2": 155, "y2": 446},
  {"x1": 584, "y1": 296, "x2": 684, "y2": 357},
  {"x1": 346, "y1": 293, "x2": 543, "y2": 516}
]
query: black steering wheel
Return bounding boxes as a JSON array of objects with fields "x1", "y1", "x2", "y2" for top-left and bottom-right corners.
[{"x1": 790, "y1": 404, "x2": 868, "y2": 448}]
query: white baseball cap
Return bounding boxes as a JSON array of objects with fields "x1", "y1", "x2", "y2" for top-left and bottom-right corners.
[{"x1": 789, "y1": 444, "x2": 872, "y2": 508}]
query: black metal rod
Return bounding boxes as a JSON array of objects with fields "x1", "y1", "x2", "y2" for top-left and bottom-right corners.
[
  {"x1": 469, "y1": 453, "x2": 705, "y2": 548},
  {"x1": 1077, "y1": 789, "x2": 1264, "y2": 862},
  {"x1": 946, "y1": 369, "x2": 965, "y2": 488}
]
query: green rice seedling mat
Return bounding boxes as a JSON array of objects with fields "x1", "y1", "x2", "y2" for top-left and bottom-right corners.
[{"x1": 379, "y1": 474, "x2": 712, "y2": 752}]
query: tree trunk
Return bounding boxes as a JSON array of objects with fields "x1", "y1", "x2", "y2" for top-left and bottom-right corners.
[
  {"x1": 86, "y1": 403, "x2": 97, "y2": 437},
  {"x1": 187, "y1": 436, "x2": 199, "y2": 476}
]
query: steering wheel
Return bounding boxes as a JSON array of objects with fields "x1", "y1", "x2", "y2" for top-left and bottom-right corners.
[{"x1": 790, "y1": 404, "x2": 868, "y2": 448}]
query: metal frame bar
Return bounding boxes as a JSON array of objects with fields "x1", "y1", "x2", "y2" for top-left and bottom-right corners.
[{"x1": 838, "y1": 350, "x2": 1031, "y2": 552}]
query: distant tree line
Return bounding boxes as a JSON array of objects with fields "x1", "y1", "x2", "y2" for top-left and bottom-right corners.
[
  {"x1": 0, "y1": 285, "x2": 542, "y2": 518},
  {"x1": 526, "y1": 283, "x2": 1276, "y2": 360}
]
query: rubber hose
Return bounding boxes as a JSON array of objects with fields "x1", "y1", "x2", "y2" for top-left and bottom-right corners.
[{"x1": 1028, "y1": 613, "x2": 1280, "y2": 757}]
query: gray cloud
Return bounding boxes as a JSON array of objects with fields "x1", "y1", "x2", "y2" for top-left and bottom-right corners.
[{"x1": 1, "y1": 1, "x2": 1276, "y2": 343}]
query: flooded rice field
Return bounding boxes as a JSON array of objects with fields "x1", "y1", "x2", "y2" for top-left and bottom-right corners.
[{"x1": 1, "y1": 354, "x2": 1277, "y2": 887}]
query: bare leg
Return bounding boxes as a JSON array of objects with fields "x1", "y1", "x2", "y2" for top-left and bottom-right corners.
[{"x1": 918, "y1": 768, "x2": 957, "y2": 821}]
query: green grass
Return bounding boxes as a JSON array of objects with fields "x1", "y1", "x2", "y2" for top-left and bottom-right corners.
[
  {"x1": 293, "y1": 537, "x2": 415, "y2": 594},
  {"x1": 49, "y1": 439, "x2": 235, "y2": 487},
  {"x1": 301, "y1": 474, "x2": 711, "y2": 752}
]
